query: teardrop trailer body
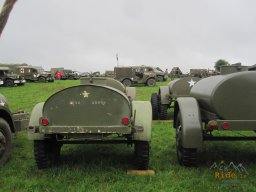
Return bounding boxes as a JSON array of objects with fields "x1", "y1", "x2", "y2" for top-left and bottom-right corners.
[
  {"x1": 173, "y1": 71, "x2": 256, "y2": 166},
  {"x1": 28, "y1": 77, "x2": 152, "y2": 169},
  {"x1": 151, "y1": 77, "x2": 200, "y2": 120}
]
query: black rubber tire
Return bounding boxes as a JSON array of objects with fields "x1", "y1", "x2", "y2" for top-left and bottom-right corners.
[
  {"x1": 146, "y1": 78, "x2": 156, "y2": 87},
  {"x1": 159, "y1": 104, "x2": 168, "y2": 120},
  {"x1": 34, "y1": 139, "x2": 61, "y2": 169},
  {"x1": 0, "y1": 118, "x2": 12, "y2": 166},
  {"x1": 151, "y1": 93, "x2": 159, "y2": 120},
  {"x1": 68, "y1": 76, "x2": 74, "y2": 80},
  {"x1": 122, "y1": 79, "x2": 132, "y2": 87},
  {"x1": 4, "y1": 79, "x2": 14, "y2": 87},
  {"x1": 134, "y1": 141, "x2": 150, "y2": 170},
  {"x1": 38, "y1": 77, "x2": 46, "y2": 83},
  {"x1": 176, "y1": 113, "x2": 197, "y2": 166},
  {"x1": 157, "y1": 76, "x2": 164, "y2": 82}
]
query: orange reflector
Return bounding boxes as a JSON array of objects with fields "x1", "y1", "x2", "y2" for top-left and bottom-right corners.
[
  {"x1": 122, "y1": 117, "x2": 129, "y2": 125},
  {"x1": 42, "y1": 118, "x2": 49, "y2": 126},
  {"x1": 208, "y1": 120, "x2": 218, "y2": 129},
  {"x1": 222, "y1": 122, "x2": 229, "y2": 129}
]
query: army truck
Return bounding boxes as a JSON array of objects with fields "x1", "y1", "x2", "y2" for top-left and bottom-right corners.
[
  {"x1": 189, "y1": 69, "x2": 209, "y2": 78},
  {"x1": 55, "y1": 69, "x2": 80, "y2": 80},
  {"x1": 15, "y1": 66, "x2": 54, "y2": 82},
  {"x1": 28, "y1": 77, "x2": 152, "y2": 170},
  {"x1": 248, "y1": 64, "x2": 256, "y2": 71},
  {"x1": 0, "y1": 67, "x2": 25, "y2": 87},
  {"x1": 173, "y1": 71, "x2": 256, "y2": 166},
  {"x1": 220, "y1": 63, "x2": 248, "y2": 75},
  {"x1": 0, "y1": 64, "x2": 54, "y2": 83},
  {"x1": 139, "y1": 66, "x2": 167, "y2": 82},
  {"x1": 104, "y1": 70, "x2": 115, "y2": 78},
  {"x1": 151, "y1": 77, "x2": 200, "y2": 120},
  {"x1": 169, "y1": 67, "x2": 183, "y2": 79},
  {"x1": 114, "y1": 66, "x2": 156, "y2": 87},
  {"x1": 0, "y1": 93, "x2": 29, "y2": 165}
]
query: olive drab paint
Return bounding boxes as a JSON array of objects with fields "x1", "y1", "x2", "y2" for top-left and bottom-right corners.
[
  {"x1": 28, "y1": 77, "x2": 152, "y2": 170},
  {"x1": 174, "y1": 71, "x2": 256, "y2": 166}
]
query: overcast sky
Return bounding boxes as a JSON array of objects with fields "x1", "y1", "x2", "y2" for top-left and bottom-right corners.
[{"x1": 0, "y1": 0, "x2": 256, "y2": 73}]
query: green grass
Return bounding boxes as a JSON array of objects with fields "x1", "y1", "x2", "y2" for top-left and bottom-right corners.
[{"x1": 0, "y1": 80, "x2": 255, "y2": 192}]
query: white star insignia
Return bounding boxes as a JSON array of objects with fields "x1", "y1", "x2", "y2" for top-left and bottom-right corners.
[
  {"x1": 188, "y1": 79, "x2": 196, "y2": 87},
  {"x1": 81, "y1": 91, "x2": 90, "y2": 98}
]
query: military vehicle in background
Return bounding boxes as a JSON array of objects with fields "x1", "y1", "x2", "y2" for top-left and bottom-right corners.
[
  {"x1": 139, "y1": 66, "x2": 167, "y2": 82},
  {"x1": 189, "y1": 69, "x2": 209, "y2": 78},
  {"x1": 248, "y1": 64, "x2": 256, "y2": 71},
  {"x1": 54, "y1": 69, "x2": 80, "y2": 80},
  {"x1": 80, "y1": 72, "x2": 100, "y2": 78},
  {"x1": 104, "y1": 70, "x2": 115, "y2": 78},
  {"x1": 151, "y1": 77, "x2": 200, "y2": 120},
  {"x1": 80, "y1": 72, "x2": 90, "y2": 77},
  {"x1": 50, "y1": 67, "x2": 64, "y2": 77},
  {"x1": 0, "y1": 67, "x2": 25, "y2": 87},
  {"x1": 173, "y1": 71, "x2": 256, "y2": 166},
  {"x1": 0, "y1": 93, "x2": 29, "y2": 165},
  {"x1": 0, "y1": 64, "x2": 54, "y2": 83},
  {"x1": 169, "y1": 67, "x2": 183, "y2": 79},
  {"x1": 114, "y1": 66, "x2": 156, "y2": 87},
  {"x1": 28, "y1": 77, "x2": 152, "y2": 169},
  {"x1": 220, "y1": 63, "x2": 248, "y2": 75},
  {"x1": 92, "y1": 71, "x2": 100, "y2": 77},
  {"x1": 15, "y1": 66, "x2": 54, "y2": 82}
]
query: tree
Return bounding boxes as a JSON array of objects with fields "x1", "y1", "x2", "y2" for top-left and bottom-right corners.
[
  {"x1": 0, "y1": 0, "x2": 17, "y2": 38},
  {"x1": 214, "y1": 59, "x2": 229, "y2": 72}
]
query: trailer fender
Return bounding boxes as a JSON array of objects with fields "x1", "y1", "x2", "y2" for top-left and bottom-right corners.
[
  {"x1": 174, "y1": 97, "x2": 203, "y2": 150},
  {"x1": 126, "y1": 87, "x2": 136, "y2": 101},
  {"x1": 28, "y1": 102, "x2": 45, "y2": 140},
  {"x1": 132, "y1": 101, "x2": 152, "y2": 141},
  {"x1": 159, "y1": 86, "x2": 170, "y2": 105}
]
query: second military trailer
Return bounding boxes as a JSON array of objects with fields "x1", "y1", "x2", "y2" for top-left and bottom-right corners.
[
  {"x1": 173, "y1": 71, "x2": 256, "y2": 166},
  {"x1": 151, "y1": 77, "x2": 200, "y2": 120}
]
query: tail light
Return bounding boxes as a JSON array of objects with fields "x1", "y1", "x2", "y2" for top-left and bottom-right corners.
[
  {"x1": 42, "y1": 118, "x2": 49, "y2": 126},
  {"x1": 207, "y1": 120, "x2": 218, "y2": 130},
  {"x1": 121, "y1": 117, "x2": 129, "y2": 125},
  {"x1": 222, "y1": 122, "x2": 229, "y2": 129}
]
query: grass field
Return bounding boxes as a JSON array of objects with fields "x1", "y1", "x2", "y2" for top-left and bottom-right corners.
[{"x1": 0, "y1": 80, "x2": 255, "y2": 192}]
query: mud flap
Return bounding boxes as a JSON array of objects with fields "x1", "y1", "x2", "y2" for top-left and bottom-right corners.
[
  {"x1": 159, "y1": 86, "x2": 169, "y2": 105},
  {"x1": 28, "y1": 102, "x2": 45, "y2": 140},
  {"x1": 126, "y1": 87, "x2": 136, "y2": 101},
  {"x1": 176, "y1": 97, "x2": 203, "y2": 151},
  {"x1": 132, "y1": 101, "x2": 152, "y2": 141}
]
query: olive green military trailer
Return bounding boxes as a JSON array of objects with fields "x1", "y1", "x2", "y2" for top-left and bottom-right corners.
[
  {"x1": 151, "y1": 77, "x2": 200, "y2": 120},
  {"x1": 114, "y1": 66, "x2": 156, "y2": 87},
  {"x1": 0, "y1": 93, "x2": 29, "y2": 166},
  {"x1": 173, "y1": 71, "x2": 256, "y2": 166},
  {"x1": 28, "y1": 77, "x2": 152, "y2": 170}
]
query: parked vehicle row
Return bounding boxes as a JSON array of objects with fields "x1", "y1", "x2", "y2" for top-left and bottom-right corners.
[{"x1": 1, "y1": 69, "x2": 256, "y2": 171}]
